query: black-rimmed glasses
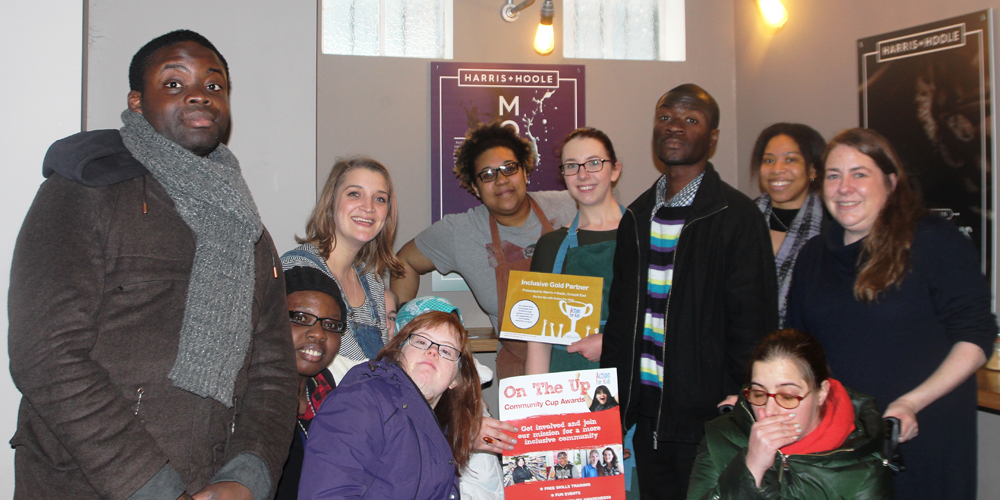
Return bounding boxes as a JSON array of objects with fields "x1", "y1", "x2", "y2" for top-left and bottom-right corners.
[
  {"x1": 406, "y1": 333, "x2": 462, "y2": 362},
  {"x1": 476, "y1": 162, "x2": 521, "y2": 183},
  {"x1": 289, "y1": 310, "x2": 347, "y2": 334},
  {"x1": 743, "y1": 388, "x2": 812, "y2": 410},
  {"x1": 559, "y1": 158, "x2": 611, "y2": 176}
]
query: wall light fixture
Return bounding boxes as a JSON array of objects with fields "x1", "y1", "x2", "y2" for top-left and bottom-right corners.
[
  {"x1": 757, "y1": 0, "x2": 788, "y2": 29},
  {"x1": 502, "y1": 0, "x2": 556, "y2": 56}
]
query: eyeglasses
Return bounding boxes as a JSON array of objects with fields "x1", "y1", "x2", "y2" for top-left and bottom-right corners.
[
  {"x1": 559, "y1": 158, "x2": 611, "y2": 176},
  {"x1": 406, "y1": 333, "x2": 462, "y2": 362},
  {"x1": 289, "y1": 310, "x2": 347, "y2": 334},
  {"x1": 743, "y1": 388, "x2": 812, "y2": 410},
  {"x1": 475, "y1": 162, "x2": 521, "y2": 183}
]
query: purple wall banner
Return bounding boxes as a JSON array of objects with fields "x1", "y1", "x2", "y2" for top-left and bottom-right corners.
[{"x1": 431, "y1": 62, "x2": 586, "y2": 223}]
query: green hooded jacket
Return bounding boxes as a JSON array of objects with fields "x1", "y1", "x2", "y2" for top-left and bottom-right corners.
[{"x1": 687, "y1": 387, "x2": 894, "y2": 499}]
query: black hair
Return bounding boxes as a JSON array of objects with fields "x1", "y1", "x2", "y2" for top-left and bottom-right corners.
[
  {"x1": 129, "y1": 29, "x2": 230, "y2": 92},
  {"x1": 658, "y1": 83, "x2": 720, "y2": 129},
  {"x1": 283, "y1": 266, "x2": 347, "y2": 318},
  {"x1": 749, "y1": 123, "x2": 827, "y2": 190},
  {"x1": 453, "y1": 121, "x2": 535, "y2": 194}
]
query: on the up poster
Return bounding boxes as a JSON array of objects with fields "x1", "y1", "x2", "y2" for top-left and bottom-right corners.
[
  {"x1": 499, "y1": 270, "x2": 603, "y2": 346},
  {"x1": 500, "y1": 368, "x2": 625, "y2": 500}
]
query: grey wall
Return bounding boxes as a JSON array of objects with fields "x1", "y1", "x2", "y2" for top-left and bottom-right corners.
[
  {"x1": 86, "y1": 0, "x2": 318, "y2": 254},
  {"x1": 732, "y1": 2, "x2": 1000, "y2": 498},
  {"x1": 0, "y1": 2, "x2": 83, "y2": 494},
  {"x1": 318, "y1": 0, "x2": 739, "y2": 329}
]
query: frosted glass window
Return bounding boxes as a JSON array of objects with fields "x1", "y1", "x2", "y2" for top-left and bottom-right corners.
[
  {"x1": 564, "y1": 0, "x2": 685, "y2": 61},
  {"x1": 322, "y1": 0, "x2": 453, "y2": 59}
]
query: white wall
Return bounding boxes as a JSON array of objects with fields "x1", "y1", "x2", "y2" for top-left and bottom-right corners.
[
  {"x1": 86, "y1": 0, "x2": 318, "y2": 254},
  {"x1": 0, "y1": 2, "x2": 83, "y2": 495}
]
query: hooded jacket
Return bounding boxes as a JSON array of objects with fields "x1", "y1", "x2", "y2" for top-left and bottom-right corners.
[
  {"x1": 601, "y1": 164, "x2": 778, "y2": 443},
  {"x1": 9, "y1": 130, "x2": 298, "y2": 500},
  {"x1": 299, "y1": 359, "x2": 460, "y2": 499},
  {"x1": 686, "y1": 388, "x2": 893, "y2": 500}
]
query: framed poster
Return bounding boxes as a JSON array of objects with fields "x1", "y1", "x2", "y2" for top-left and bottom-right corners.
[
  {"x1": 858, "y1": 10, "x2": 995, "y2": 285},
  {"x1": 429, "y1": 62, "x2": 586, "y2": 291}
]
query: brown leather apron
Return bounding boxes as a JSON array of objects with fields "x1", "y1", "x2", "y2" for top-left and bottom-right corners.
[{"x1": 491, "y1": 195, "x2": 554, "y2": 380}]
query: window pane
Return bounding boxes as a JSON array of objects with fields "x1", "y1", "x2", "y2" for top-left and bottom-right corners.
[
  {"x1": 322, "y1": 0, "x2": 380, "y2": 56},
  {"x1": 564, "y1": 0, "x2": 683, "y2": 61},
  {"x1": 384, "y1": 0, "x2": 445, "y2": 58}
]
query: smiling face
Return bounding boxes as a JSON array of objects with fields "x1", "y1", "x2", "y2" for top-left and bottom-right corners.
[
  {"x1": 603, "y1": 450, "x2": 613, "y2": 464},
  {"x1": 589, "y1": 451, "x2": 599, "y2": 465},
  {"x1": 557, "y1": 453, "x2": 568, "y2": 466},
  {"x1": 750, "y1": 358, "x2": 829, "y2": 439},
  {"x1": 759, "y1": 134, "x2": 814, "y2": 210},
  {"x1": 472, "y1": 146, "x2": 530, "y2": 221},
  {"x1": 823, "y1": 145, "x2": 897, "y2": 245},
  {"x1": 288, "y1": 291, "x2": 342, "y2": 378},
  {"x1": 561, "y1": 137, "x2": 621, "y2": 207},
  {"x1": 653, "y1": 93, "x2": 719, "y2": 168},
  {"x1": 400, "y1": 323, "x2": 462, "y2": 408},
  {"x1": 333, "y1": 168, "x2": 390, "y2": 251},
  {"x1": 127, "y1": 41, "x2": 229, "y2": 156}
]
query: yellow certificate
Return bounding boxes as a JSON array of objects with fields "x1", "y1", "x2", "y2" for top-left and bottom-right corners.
[{"x1": 499, "y1": 270, "x2": 603, "y2": 346}]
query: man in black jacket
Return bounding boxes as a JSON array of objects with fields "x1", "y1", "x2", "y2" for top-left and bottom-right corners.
[{"x1": 600, "y1": 84, "x2": 777, "y2": 499}]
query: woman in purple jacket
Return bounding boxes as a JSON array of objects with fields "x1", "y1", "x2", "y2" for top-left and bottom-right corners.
[{"x1": 299, "y1": 311, "x2": 483, "y2": 499}]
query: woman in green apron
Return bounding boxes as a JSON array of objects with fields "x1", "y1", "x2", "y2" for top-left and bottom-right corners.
[
  {"x1": 525, "y1": 128, "x2": 624, "y2": 374},
  {"x1": 525, "y1": 128, "x2": 640, "y2": 498}
]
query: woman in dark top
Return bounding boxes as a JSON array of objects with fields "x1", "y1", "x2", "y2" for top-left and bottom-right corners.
[
  {"x1": 526, "y1": 127, "x2": 624, "y2": 374},
  {"x1": 586, "y1": 385, "x2": 620, "y2": 412},
  {"x1": 601, "y1": 448, "x2": 621, "y2": 476},
  {"x1": 511, "y1": 457, "x2": 533, "y2": 484},
  {"x1": 787, "y1": 128, "x2": 996, "y2": 499},
  {"x1": 275, "y1": 266, "x2": 347, "y2": 500},
  {"x1": 750, "y1": 123, "x2": 826, "y2": 325}
]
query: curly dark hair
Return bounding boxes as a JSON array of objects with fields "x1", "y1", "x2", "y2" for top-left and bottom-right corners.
[
  {"x1": 453, "y1": 121, "x2": 535, "y2": 194},
  {"x1": 129, "y1": 30, "x2": 229, "y2": 92}
]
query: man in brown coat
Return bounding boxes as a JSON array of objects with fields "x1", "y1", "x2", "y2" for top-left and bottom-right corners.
[{"x1": 8, "y1": 30, "x2": 297, "y2": 500}]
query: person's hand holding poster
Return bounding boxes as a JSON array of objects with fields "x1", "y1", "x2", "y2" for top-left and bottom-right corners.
[{"x1": 500, "y1": 368, "x2": 624, "y2": 500}]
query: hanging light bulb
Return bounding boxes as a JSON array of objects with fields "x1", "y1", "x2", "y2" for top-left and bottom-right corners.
[
  {"x1": 757, "y1": 0, "x2": 788, "y2": 29},
  {"x1": 534, "y1": 0, "x2": 555, "y2": 55}
]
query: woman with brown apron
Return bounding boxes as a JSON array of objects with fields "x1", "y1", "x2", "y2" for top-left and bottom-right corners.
[{"x1": 393, "y1": 121, "x2": 577, "y2": 383}]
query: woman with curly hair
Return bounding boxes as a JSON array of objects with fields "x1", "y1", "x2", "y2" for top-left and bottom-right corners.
[{"x1": 393, "y1": 121, "x2": 576, "y2": 381}]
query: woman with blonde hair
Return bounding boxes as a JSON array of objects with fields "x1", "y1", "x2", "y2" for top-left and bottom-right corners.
[
  {"x1": 282, "y1": 156, "x2": 404, "y2": 382},
  {"x1": 787, "y1": 128, "x2": 996, "y2": 499}
]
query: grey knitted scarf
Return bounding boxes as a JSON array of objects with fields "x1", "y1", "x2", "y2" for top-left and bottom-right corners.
[
  {"x1": 755, "y1": 191, "x2": 823, "y2": 326},
  {"x1": 120, "y1": 110, "x2": 263, "y2": 407}
]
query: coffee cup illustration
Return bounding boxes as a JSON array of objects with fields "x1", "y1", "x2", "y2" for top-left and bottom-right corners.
[{"x1": 558, "y1": 299, "x2": 593, "y2": 342}]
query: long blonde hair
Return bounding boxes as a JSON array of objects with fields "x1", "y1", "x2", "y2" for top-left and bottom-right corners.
[{"x1": 297, "y1": 157, "x2": 404, "y2": 278}]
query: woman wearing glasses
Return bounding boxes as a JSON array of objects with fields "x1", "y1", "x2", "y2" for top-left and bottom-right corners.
[
  {"x1": 393, "y1": 121, "x2": 576, "y2": 382},
  {"x1": 275, "y1": 266, "x2": 346, "y2": 500},
  {"x1": 687, "y1": 329, "x2": 892, "y2": 499},
  {"x1": 282, "y1": 156, "x2": 404, "y2": 383},
  {"x1": 525, "y1": 128, "x2": 623, "y2": 374},
  {"x1": 299, "y1": 311, "x2": 482, "y2": 499}
]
